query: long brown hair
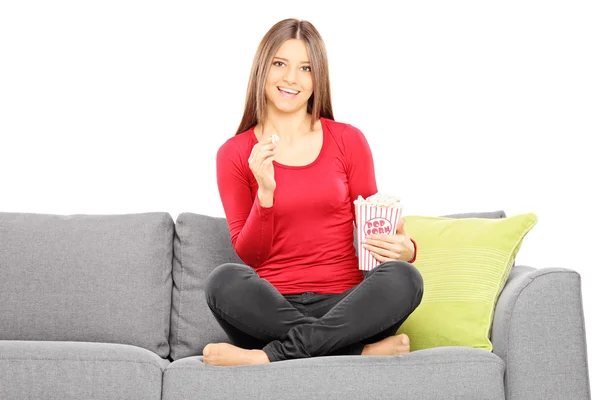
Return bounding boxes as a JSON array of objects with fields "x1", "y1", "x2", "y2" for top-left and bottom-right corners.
[{"x1": 235, "y1": 18, "x2": 334, "y2": 135}]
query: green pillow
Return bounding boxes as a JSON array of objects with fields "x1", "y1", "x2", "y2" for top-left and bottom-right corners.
[{"x1": 398, "y1": 213, "x2": 538, "y2": 351}]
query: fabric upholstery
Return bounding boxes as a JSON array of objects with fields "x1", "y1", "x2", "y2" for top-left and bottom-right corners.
[
  {"x1": 0, "y1": 212, "x2": 173, "y2": 358},
  {"x1": 443, "y1": 210, "x2": 507, "y2": 219},
  {"x1": 492, "y1": 265, "x2": 591, "y2": 399},
  {"x1": 163, "y1": 346, "x2": 505, "y2": 400},
  {"x1": 170, "y1": 212, "x2": 239, "y2": 360},
  {"x1": 0, "y1": 341, "x2": 168, "y2": 400}
]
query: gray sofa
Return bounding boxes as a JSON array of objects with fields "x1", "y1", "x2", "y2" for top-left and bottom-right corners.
[{"x1": 0, "y1": 211, "x2": 591, "y2": 399}]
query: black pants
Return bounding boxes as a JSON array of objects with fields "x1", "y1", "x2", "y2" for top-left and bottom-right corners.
[{"x1": 204, "y1": 260, "x2": 423, "y2": 362}]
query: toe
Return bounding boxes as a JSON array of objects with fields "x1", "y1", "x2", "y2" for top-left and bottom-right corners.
[
  {"x1": 400, "y1": 334, "x2": 410, "y2": 346},
  {"x1": 203, "y1": 344, "x2": 214, "y2": 357}
]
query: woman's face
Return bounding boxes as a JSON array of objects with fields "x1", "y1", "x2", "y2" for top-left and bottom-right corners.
[{"x1": 265, "y1": 39, "x2": 314, "y2": 115}]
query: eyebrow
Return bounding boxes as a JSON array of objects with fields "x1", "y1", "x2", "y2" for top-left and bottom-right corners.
[{"x1": 273, "y1": 57, "x2": 310, "y2": 64}]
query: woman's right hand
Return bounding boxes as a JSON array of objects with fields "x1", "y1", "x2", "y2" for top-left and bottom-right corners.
[{"x1": 248, "y1": 137, "x2": 277, "y2": 194}]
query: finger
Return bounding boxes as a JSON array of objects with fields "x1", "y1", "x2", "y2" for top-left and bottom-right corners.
[
  {"x1": 366, "y1": 234, "x2": 397, "y2": 244},
  {"x1": 261, "y1": 134, "x2": 279, "y2": 145},
  {"x1": 260, "y1": 134, "x2": 272, "y2": 144},
  {"x1": 257, "y1": 150, "x2": 276, "y2": 165},
  {"x1": 261, "y1": 155, "x2": 275, "y2": 167},
  {"x1": 260, "y1": 135, "x2": 277, "y2": 145},
  {"x1": 248, "y1": 144, "x2": 259, "y2": 163},
  {"x1": 261, "y1": 143, "x2": 277, "y2": 152},
  {"x1": 364, "y1": 239, "x2": 394, "y2": 251},
  {"x1": 370, "y1": 251, "x2": 394, "y2": 264},
  {"x1": 363, "y1": 243, "x2": 399, "y2": 259},
  {"x1": 396, "y1": 217, "x2": 407, "y2": 235},
  {"x1": 251, "y1": 144, "x2": 275, "y2": 163},
  {"x1": 251, "y1": 143, "x2": 274, "y2": 159},
  {"x1": 251, "y1": 141, "x2": 274, "y2": 155}
]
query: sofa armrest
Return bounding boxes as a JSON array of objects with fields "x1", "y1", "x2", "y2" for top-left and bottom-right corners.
[{"x1": 491, "y1": 265, "x2": 591, "y2": 400}]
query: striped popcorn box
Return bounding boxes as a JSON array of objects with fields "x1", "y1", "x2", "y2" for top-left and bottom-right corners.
[{"x1": 354, "y1": 193, "x2": 403, "y2": 271}]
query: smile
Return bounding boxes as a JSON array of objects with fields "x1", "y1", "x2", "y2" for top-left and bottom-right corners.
[{"x1": 278, "y1": 87, "x2": 300, "y2": 97}]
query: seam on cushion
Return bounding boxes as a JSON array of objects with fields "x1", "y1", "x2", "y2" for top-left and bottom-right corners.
[
  {"x1": 0, "y1": 358, "x2": 167, "y2": 372},
  {"x1": 165, "y1": 359, "x2": 505, "y2": 372},
  {"x1": 160, "y1": 358, "x2": 166, "y2": 400},
  {"x1": 175, "y1": 220, "x2": 186, "y2": 355},
  {"x1": 163, "y1": 215, "x2": 173, "y2": 358},
  {"x1": 505, "y1": 270, "x2": 581, "y2": 400}
]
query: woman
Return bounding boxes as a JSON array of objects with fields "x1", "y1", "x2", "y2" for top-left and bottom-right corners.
[{"x1": 206, "y1": 18, "x2": 423, "y2": 366}]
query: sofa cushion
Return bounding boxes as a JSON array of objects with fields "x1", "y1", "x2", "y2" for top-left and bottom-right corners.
[
  {"x1": 170, "y1": 212, "x2": 240, "y2": 360},
  {"x1": 0, "y1": 212, "x2": 173, "y2": 358},
  {"x1": 163, "y1": 347, "x2": 505, "y2": 400},
  {"x1": 0, "y1": 341, "x2": 168, "y2": 400},
  {"x1": 398, "y1": 213, "x2": 538, "y2": 351}
]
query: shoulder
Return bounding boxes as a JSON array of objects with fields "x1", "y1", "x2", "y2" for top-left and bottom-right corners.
[
  {"x1": 322, "y1": 118, "x2": 370, "y2": 152},
  {"x1": 217, "y1": 127, "x2": 255, "y2": 163}
]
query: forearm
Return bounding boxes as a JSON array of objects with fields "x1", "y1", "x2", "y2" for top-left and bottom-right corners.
[
  {"x1": 257, "y1": 188, "x2": 274, "y2": 208},
  {"x1": 233, "y1": 190, "x2": 275, "y2": 267}
]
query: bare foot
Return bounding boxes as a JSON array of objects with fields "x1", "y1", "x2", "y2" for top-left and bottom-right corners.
[
  {"x1": 361, "y1": 334, "x2": 410, "y2": 356},
  {"x1": 202, "y1": 343, "x2": 270, "y2": 366}
]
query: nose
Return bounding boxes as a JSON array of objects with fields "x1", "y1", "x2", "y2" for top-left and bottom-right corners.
[{"x1": 282, "y1": 68, "x2": 297, "y2": 84}]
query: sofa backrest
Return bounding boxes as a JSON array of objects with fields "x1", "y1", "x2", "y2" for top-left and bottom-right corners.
[
  {"x1": 169, "y1": 212, "x2": 240, "y2": 360},
  {"x1": 1, "y1": 209, "x2": 508, "y2": 362},
  {"x1": 0, "y1": 212, "x2": 173, "y2": 358}
]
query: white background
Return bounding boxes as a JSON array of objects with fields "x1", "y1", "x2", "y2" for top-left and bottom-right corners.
[{"x1": 1, "y1": 0, "x2": 597, "y2": 393}]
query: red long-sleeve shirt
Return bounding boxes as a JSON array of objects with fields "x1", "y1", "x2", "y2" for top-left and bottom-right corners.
[{"x1": 216, "y1": 117, "x2": 378, "y2": 294}]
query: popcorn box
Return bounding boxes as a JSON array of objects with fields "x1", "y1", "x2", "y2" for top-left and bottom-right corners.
[{"x1": 354, "y1": 194, "x2": 403, "y2": 271}]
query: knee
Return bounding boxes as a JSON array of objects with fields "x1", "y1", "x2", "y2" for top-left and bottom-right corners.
[
  {"x1": 380, "y1": 261, "x2": 424, "y2": 306},
  {"x1": 205, "y1": 263, "x2": 253, "y2": 303}
]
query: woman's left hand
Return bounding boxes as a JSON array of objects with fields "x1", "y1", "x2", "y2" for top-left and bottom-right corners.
[{"x1": 362, "y1": 217, "x2": 415, "y2": 263}]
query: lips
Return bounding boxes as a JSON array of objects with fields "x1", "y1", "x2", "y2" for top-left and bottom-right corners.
[{"x1": 278, "y1": 87, "x2": 300, "y2": 98}]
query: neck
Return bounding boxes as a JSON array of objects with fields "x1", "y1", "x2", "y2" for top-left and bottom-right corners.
[{"x1": 258, "y1": 107, "x2": 314, "y2": 143}]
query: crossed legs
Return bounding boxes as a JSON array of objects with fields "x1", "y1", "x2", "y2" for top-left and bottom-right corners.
[{"x1": 203, "y1": 261, "x2": 423, "y2": 366}]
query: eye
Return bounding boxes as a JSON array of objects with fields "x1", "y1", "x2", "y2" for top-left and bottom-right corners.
[
  {"x1": 301, "y1": 66, "x2": 312, "y2": 72},
  {"x1": 273, "y1": 61, "x2": 285, "y2": 67}
]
